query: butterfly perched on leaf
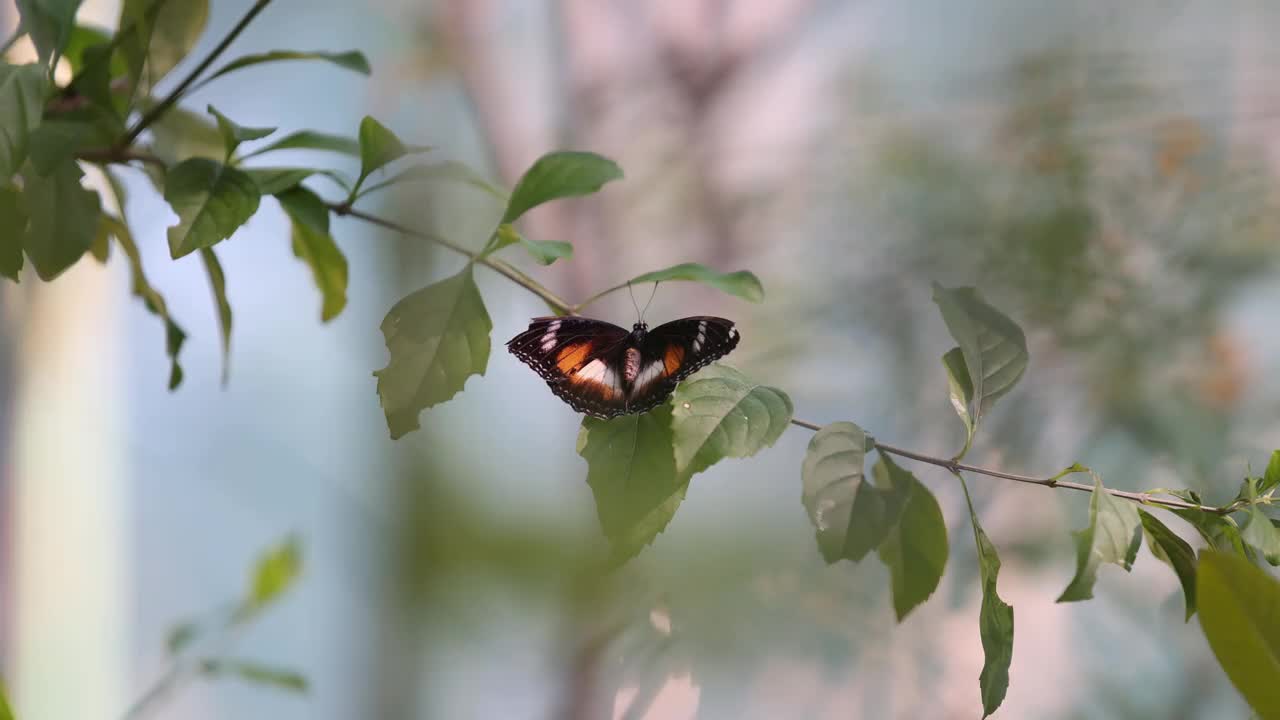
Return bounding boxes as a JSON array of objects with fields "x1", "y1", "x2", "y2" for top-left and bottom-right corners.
[{"x1": 508, "y1": 315, "x2": 740, "y2": 418}]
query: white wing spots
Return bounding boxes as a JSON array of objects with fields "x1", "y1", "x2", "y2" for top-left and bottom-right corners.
[
  {"x1": 693, "y1": 320, "x2": 707, "y2": 353},
  {"x1": 729, "y1": 326, "x2": 739, "y2": 341},
  {"x1": 540, "y1": 319, "x2": 562, "y2": 351},
  {"x1": 575, "y1": 359, "x2": 613, "y2": 385},
  {"x1": 631, "y1": 360, "x2": 666, "y2": 394}
]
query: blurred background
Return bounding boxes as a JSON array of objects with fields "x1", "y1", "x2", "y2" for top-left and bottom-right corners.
[{"x1": 3, "y1": 0, "x2": 1280, "y2": 717}]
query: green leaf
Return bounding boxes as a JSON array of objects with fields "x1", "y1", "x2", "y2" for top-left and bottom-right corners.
[
  {"x1": 355, "y1": 116, "x2": 431, "y2": 190},
  {"x1": 0, "y1": 63, "x2": 48, "y2": 180},
  {"x1": 801, "y1": 421, "x2": 891, "y2": 562},
  {"x1": 518, "y1": 237, "x2": 573, "y2": 266},
  {"x1": 165, "y1": 620, "x2": 198, "y2": 655},
  {"x1": 277, "y1": 186, "x2": 347, "y2": 322},
  {"x1": 374, "y1": 266, "x2": 492, "y2": 439},
  {"x1": 931, "y1": 283, "x2": 1028, "y2": 430},
  {"x1": 0, "y1": 185, "x2": 27, "y2": 280},
  {"x1": 164, "y1": 158, "x2": 261, "y2": 258},
  {"x1": 1197, "y1": 550, "x2": 1280, "y2": 719},
  {"x1": 960, "y1": 476, "x2": 1013, "y2": 719},
  {"x1": 1139, "y1": 509, "x2": 1197, "y2": 620},
  {"x1": 1173, "y1": 508, "x2": 1250, "y2": 558},
  {"x1": 502, "y1": 151, "x2": 621, "y2": 224},
  {"x1": 200, "y1": 247, "x2": 232, "y2": 385},
  {"x1": 16, "y1": 0, "x2": 82, "y2": 64},
  {"x1": 207, "y1": 105, "x2": 275, "y2": 160},
  {"x1": 118, "y1": 0, "x2": 209, "y2": 98},
  {"x1": 354, "y1": 160, "x2": 506, "y2": 201},
  {"x1": 201, "y1": 659, "x2": 308, "y2": 694},
  {"x1": 23, "y1": 158, "x2": 101, "y2": 280},
  {"x1": 63, "y1": 24, "x2": 124, "y2": 76},
  {"x1": 942, "y1": 346, "x2": 975, "y2": 456},
  {"x1": 246, "y1": 535, "x2": 302, "y2": 612},
  {"x1": 200, "y1": 49, "x2": 369, "y2": 89},
  {"x1": 107, "y1": 213, "x2": 186, "y2": 388},
  {"x1": 1261, "y1": 450, "x2": 1280, "y2": 496},
  {"x1": 66, "y1": 42, "x2": 119, "y2": 117},
  {"x1": 27, "y1": 119, "x2": 99, "y2": 175},
  {"x1": 626, "y1": 263, "x2": 764, "y2": 303},
  {"x1": 239, "y1": 130, "x2": 361, "y2": 160},
  {"x1": 1057, "y1": 474, "x2": 1143, "y2": 602},
  {"x1": 876, "y1": 455, "x2": 948, "y2": 621},
  {"x1": 148, "y1": 103, "x2": 229, "y2": 166},
  {"x1": 1243, "y1": 500, "x2": 1280, "y2": 566},
  {"x1": 242, "y1": 167, "x2": 350, "y2": 195},
  {"x1": 670, "y1": 364, "x2": 792, "y2": 477},
  {"x1": 0, "y1": 677, "x2": 13, "y2": 720},
  {"x1": 578, "y1": 406, "x2": 686, "y2": 563}
]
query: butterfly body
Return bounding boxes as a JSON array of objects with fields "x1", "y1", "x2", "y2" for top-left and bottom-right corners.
[{"x1": 507, "y1": 315, "x2": 740, "y2": 418}]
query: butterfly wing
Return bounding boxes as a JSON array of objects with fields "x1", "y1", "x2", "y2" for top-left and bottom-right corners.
[
  {"x1": 627, "y1": 316, "x2": 741, "y2": 413},
  {"x1": 507, "y1": 316, "x2": 632, "y2": 417}
]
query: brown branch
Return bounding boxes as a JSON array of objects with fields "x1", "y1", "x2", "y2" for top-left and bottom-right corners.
[{"x1": 76, "y1": 147, "x2": 167, "y2": 169}]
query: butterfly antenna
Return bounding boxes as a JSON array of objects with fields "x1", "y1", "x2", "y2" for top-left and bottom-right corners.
[
  {"x1": 640, "y1": 282, "x2": 658, "y2": 323},
  {"x1": 628, "y1": 281, "x2": 642, "y2": 321}
]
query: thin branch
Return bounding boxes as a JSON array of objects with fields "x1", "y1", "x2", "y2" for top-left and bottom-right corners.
[
  {"x1": 787, "y1": 418, "x2": 1237, "y2": 515},
  {"x1": 120, "y1": 0, "x2": 276, "y2": 146},
  {"x1": 328, "y1": 203, "x2": 576, "y2": 314},
  {"x1": 77, "y1": 147, "x2": 167, "y2": 169}
]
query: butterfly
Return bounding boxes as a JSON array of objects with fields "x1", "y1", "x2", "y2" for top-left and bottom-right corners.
[{"x1": 507, "y1": 315, "x2": 740, "y2": 418}]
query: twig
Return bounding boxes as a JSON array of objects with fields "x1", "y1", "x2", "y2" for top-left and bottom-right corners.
[
  {"x1": 120, "y1": 0, "x2": 277, "y2": 146},
  {"x1": 328, "y1": 203, "x2": 577, "y2": 314},
  {"x1": 787, "y1": 418, "x2": 1237, "y2": 515},
  {"x1": 77, "y1": 147, "x2": 167, "y2": 169}
]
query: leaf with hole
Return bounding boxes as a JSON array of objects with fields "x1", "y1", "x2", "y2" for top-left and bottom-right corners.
[
  {"x1": 960, "y1": 476, "x2": 1013, "y2": 719},
  {"x1": 626, "y1": 263, "x2": 764, "y2": 303},
  {"x1": 931, "y1": 283, "x2": 1027, "y2": 431},
  {"x1": 1197, "y1": 550, "x2": 1280, "y2": 719},
  {"x1": 876, "y1": 455, "x2": 948, "y2": 621},
  {"x1": 578, "y1": 406, "x2": 686, "y2": 564},
  {"x1": 198, "y1": 49, "x2": 370, "y2": 91},
  {"x1": 22, "y1": 158, "x2": 101, "y2": 280},
  {"x1": 671, "y1": 364, "x2": 792, "y2": 477},
  {"x1": 106, "y1": 214, "x2": 187, "y2": 388},
  {"x1": 502, "y1": 151, "x2": 622, "y2": 224},
  {"x1": 1057, "y1": 474, "x2": 1143, "y2": 602},
  {"x1": 0, "y1": 63, "x2": 48, "y2": 180},
  {"x1": 1139, "y1": 509, "x2": 1197, "y2": 620},
  {"x1": 164, "y1": 158, "x2": 261, "y2": 258},
  {"x1": 277, "y1": 186, "x2": 347, "y2": 322},
  {"x1": 374, "y1": 266, "x2": 492, "y2": 439}
]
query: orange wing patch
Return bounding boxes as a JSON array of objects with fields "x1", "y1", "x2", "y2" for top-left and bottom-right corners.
[
  {"x1": 663, "y1": 345, "x2": 686, "y2": 375},
  {"x1": 555, "y1": 342, "x2": 594, "y2": 374}
]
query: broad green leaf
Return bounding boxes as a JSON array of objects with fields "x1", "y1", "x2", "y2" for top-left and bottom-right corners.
[
  {"x1": 200, "y1": 49, "x2": 370, "y2": 89},
  {"x1": 518, "y1": 237, "x2": 573, "y2": 266},
  {"x1": 1243, "y1": 503, "x2": 1280, "y2": 566},
  {"x1": 23, "y1": 158, "x2": 101, "y2": 280},
  {"x1": 164, "y1": 158, "x2": 261, "y2": 258},
  {"x1": 1139, "y1": 509, "x2": 1197, "y2": 620},
  {"x1": 942, "y1": 347, "x2": 975, "y2": 457},
  {"x1": 876, "y1": 455, "x2": 948, "y2": 621},
  {"x1": 931, "y1": 283, "x2": 1028, "y2": 429},
  {"x1": 1197, "y1": 550, "x2": 1280, "y2": 719},
  {"x1": 626, "y1": 263, "x2": 765, "y2": 303},
  {"x1": 16, "y1": 0, "x2": 82, "y2": 64},
  {"x1": 165, "y1": 620, "x2": 198, "y2": 655},
  {"x1": 277, "y1": 186, "x2": 347, "y2": 322},
  {"x1": 502, "y1": 151, "x2": 621, "y2": 224},
  {"x1": 239, "y1": 130, "x2": 361, "y2": 160},
  {"x1": 201, "y1": 659, "x2": 308, "y2": 693},
  {"x1": 63, "y1": 24, "x2": 123, "y2": 76},
  {"x1": 0, "y1": 185, "x2": 26, "y2": 280},
  {"x1": 107, "y1": 213, "x2": 186, "y2": 388},
  {"x1": 1173, "y1": 508, "x2": 1250, "y2": 559},
  {"x1": 578, "y1": 406, "x2": 686, "y2": 562},
  {"x1": 66, "y1": 42, "x2": 119, "y2": 117},
  {"x1": 374, "y1": 266, "x2": 492, "y2": 439},
  {"x1": 355, "y1": 116, "x2": 431, "y2": 190},
  {"x1": 207, "y1": 105, "x2": 275, "y2": 160},
  {"x1": 0, "y1": 677, "x2": 13, "y2": 720},
  {"x1": 118, "y1": 0, "x2": 209, "y2": 98},
  {"x1": 246, "y1": 535, "x2": 302, "y2": 612},
  {"x1": 0, "y1": 63, "x2": 48, "y2": 180},
  {"x1": 199, "y1": 247, "x2": 232, "y2": 384},
  {"x1": 243, "y1": 167, "x2": 351, "y2": 195},
  {"x1": 1057, "y1": 474, "x2": 1143, "y2": 602},
  {"x1": 801, "y1": 421, "x2": 885, "y2": 562},
  {"x1": 354, "y1": 160, "x2": 506, "y2": 201},
  {"x1": 960, "y1": 476, "x2": 1013, "y2": 719},
  {"x1": 148, "y1": 103, "x2": 230, "y2": 166},
  {"x1": 27, "y1": 119, "x2": 99, "y2": 175},
  {"x1": 671, "y1": 364, "x2": 792, "y2": 477},
  {"x1": 1261, "y1": 450, "x2": 1280, "y2": 496}
]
